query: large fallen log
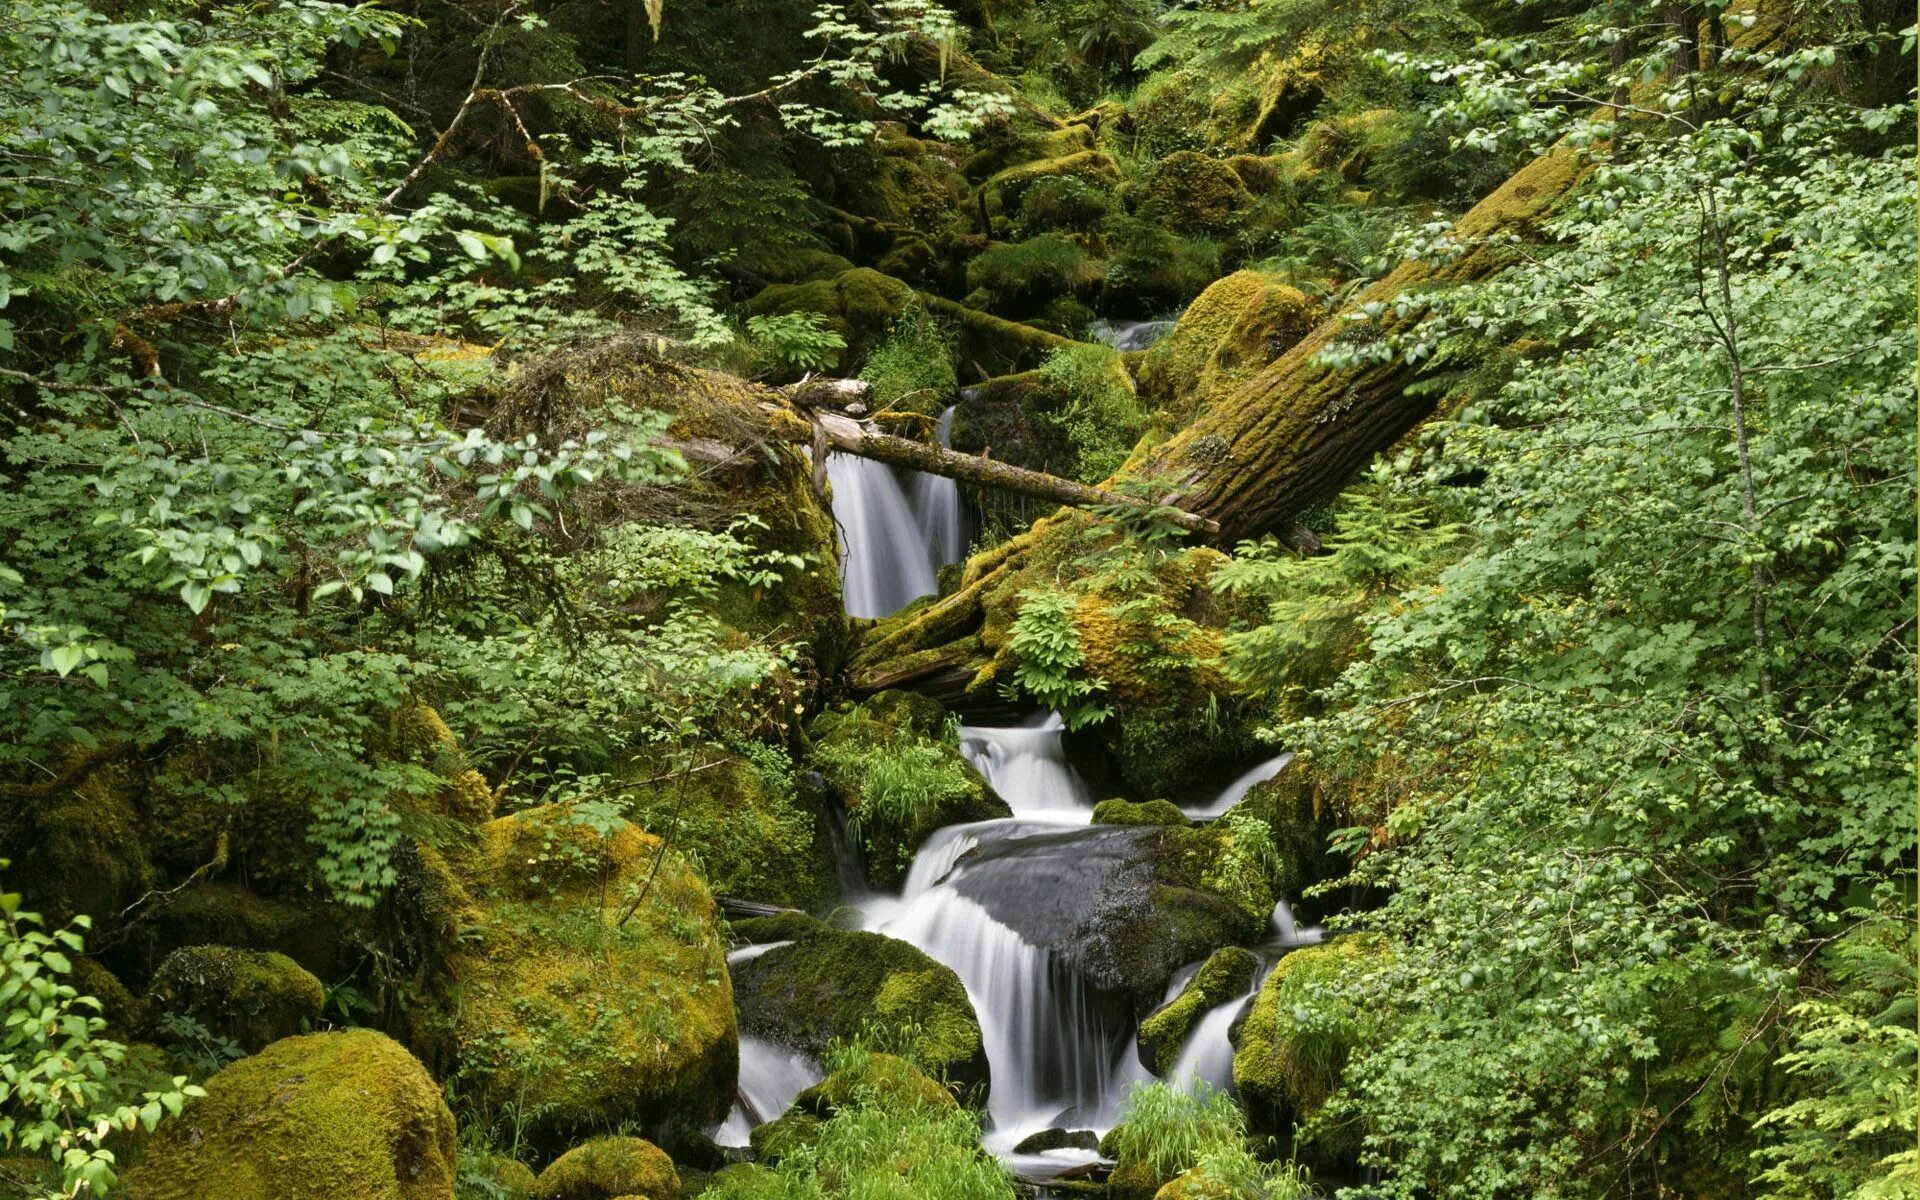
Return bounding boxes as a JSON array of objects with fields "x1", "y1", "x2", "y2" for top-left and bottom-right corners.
[
  {"x1": 850, "y1": 145, "x2": 1591, "y2": 694},
  {"x1": 763, "y1": 402, "x2": 1221, "y2": 537}
]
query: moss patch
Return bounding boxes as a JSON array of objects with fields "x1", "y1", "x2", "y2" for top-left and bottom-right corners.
[
  {"x1": 441, "y1": 804, "x2": 737, "y2": 1153},
  {"x1": 530, "y1": 1136, "x2": 679, "y2": 1200},
  {"x1": 730, "y1": 916, "x2": 986, "y2": 1090},
  {"x1": 1136, "y1": 947, "x2": 1258, "y2": 1075},
  {"x1": 1092, "y1": 799, "x2": 1191, "y2": 828},
  {"x1": 1231, "y1": 935, "x2": 1388, "y2": 1149},
  {"x1": 1136, "y1": 270, "x2": 1313, "y2": 423},
  {"x1": 147, "y1": 945, "x2": 325, "y2": 1052},
  {"x1": 121, "y1": 1029, "x2": 455, "y2": 1200},
  {"x1": 618, "y1": 750, "x2": 835, "y2": 912}
]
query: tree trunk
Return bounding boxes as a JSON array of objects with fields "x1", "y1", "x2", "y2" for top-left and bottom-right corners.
[
  {"x1": 768, "y1": 405, "x2": 1220, "y2": 535},
  {"x1": 850, "y1": 146, "x2": 1589, "y2": 694}
]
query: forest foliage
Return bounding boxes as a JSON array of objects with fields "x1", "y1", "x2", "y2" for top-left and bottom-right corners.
[{"x1": 0, "y1": 0, "x2": 1912, "y2": 1196}]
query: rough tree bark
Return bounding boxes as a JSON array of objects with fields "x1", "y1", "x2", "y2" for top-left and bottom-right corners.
[{"x1": 849, "y1": 145, "x2": 1589, "y2": 695}]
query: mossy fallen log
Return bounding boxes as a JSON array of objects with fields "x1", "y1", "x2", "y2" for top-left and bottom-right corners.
[{"x1": 851, "y1": 146, "x2": 1589, "y2": 694}]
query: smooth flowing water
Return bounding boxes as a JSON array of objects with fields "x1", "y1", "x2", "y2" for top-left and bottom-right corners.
[
  {"x1": 1089, "y1": 318, "x2": 1177, "y2": 352},
  {"x1": 767, "y1": 440, "x2": 1318, "y2": 1174}
]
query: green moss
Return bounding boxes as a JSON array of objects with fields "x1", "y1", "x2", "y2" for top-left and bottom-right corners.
[
  {"x1": 1092, "y1": 799, "x2": 1191, "y2": 828},
  {"x1": 807, "y1": 693, "x2": 1009, "y2": 889},
  {"x1": 1104, "y1": 216, "x2": 1225, "y2": 310},
  {"x1": 618, "y1": 749, "x2": 834, "y2": 912},
  {"x1": 442, "y1": 804, "x2": 737, "y2": 1153},
  {"x1": 1137, "y1": 947, "x2": 1258, "y2": 1075},
  {"x1": 729, "y1": 910, "x2": 828, "y2": 945},
  {"x1": 1230, "y1": 935, "x2": 1388, "y2": 1150},
  {"x1": 530, "y1": 1136, "x2": 680, "y2": 1200},
  {"x1": 467, "y1": 1153, "x2": 537, "y2": 1199},
  {"x1": 745, "y1": 268, "x2": 913, "y2": 370},
  {"x1": 980, "y1": 150, "x2": 1119, "y2": 226},
  {"x1": 147, "y1": 883, "x2": 346, "y2": 982},
  {"x1": 730, "y1": 925, "x2": 985, "y2": 1087},
  {"x1": 13, "y1": 758, "x2": 152, "y2": 926},
  {"x1": 1133, "y1": 152, "x2": 1251, "y2": 236},
  {"x1": 148, "y1": 945, "x2": 325, "y2": 1053},
  {"x1": 121, "y1": 1030, "x2": 456, "y2": 1200},
  {"x1": 1136, "y1": 271, "x2": 1312, "y2": 421},
  {"x1": 966, "y1": 235, "x2": 1105, "y2": 308}
]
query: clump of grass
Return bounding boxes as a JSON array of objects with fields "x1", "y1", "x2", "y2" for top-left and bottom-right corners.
[{"x1": 1107, "y1": 1080, "x2": 1250, "y2": 1181}]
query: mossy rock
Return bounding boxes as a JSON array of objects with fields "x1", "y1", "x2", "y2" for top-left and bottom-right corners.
[
  {"x1": 138, "y1": 882, "x2": 347, "y2": 982},
  {"x1": 730, "y1": 920, "x2": 987, "y2": 1092},
  {"x1": 1153, "y1": 1166, "x2": 1246, "y2": 1200},
  {"x1": 749, "y1": 1052, "x2": 955, "y2": 1163},
  {"x1": 1132, "y1": 151, "x2": 1252, "y2": 236},
  {"x1": 807, "y1": 692, "x2": 1010, "y2": 889},
  {"x1": 500, "y1": 349, "x2": 846, "y2": 680},
  {"x1": 1231, "y1": 935, "x2": 1388, "y2": 1149},
  {"x1": 121, "y1": 1030, "x2": 455, "y2": 1200},
  {"x1": 1231, "y1": 768, "x2": 1345, "y2": 901},
  {"x1": 530, "y1": 1137, "x2": 679, "y2": 1200},
  {"x1": 1137, "y1": 947, "x2": 1258, "y2": 1075},
  {"x1": 980, "y1": 150, "x2": 1120, "y2": 227},
  {"x1": 441, "y1": 804, "x2": 737, "y2": 1154},
  {"x1": 617, "y1": 750, "x2": 835, "y2": 911},
  {"x1": 1091, "y1": 799, "x2": 1190, "y2": 828},
  {"x1": 386, "y1": 703, "x2": 495, "y2": 824},
  {"x1": 745, "y1": 268, "x2": 913, "y2": 370},
  {"x1": 147, "y1": 945, "x2": 325, "y2": 1052},
  {"x1": 754, "y1": 247, "x2": 856, "y2": 284},
  {"x1": 71, "y1": 956, "x2": 145, "y2": 1035},
  {"x1": 11, "y1": 755, "x2": 152, "y2": 927},
  {"x1": 1136, "y1": 271, "x2": 1313, "y2": 421},
  {"x1": 467, "y1": 1154, "x2": 537, "y2": 1200}
]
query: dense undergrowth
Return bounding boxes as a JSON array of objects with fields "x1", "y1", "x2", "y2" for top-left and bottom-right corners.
[{"x1": 0, "y1": 0, "x2": 1912, "y2": 1197}]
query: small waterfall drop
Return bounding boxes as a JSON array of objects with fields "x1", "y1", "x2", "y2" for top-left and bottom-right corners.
[
  {"x1": 1089, "y1": 318, "x2": 1177, "y2": 352},
  {"x1": 1269, "y1": 896, "x2": 1325, "y2": 948},
  {"x1": 827, "y1": 453, "x2": 938, "y2": 618},
  {"x1": 1163, "y1": 982, "x2": 1257, "y2": 1094},
  {"x1": 909, "y1": 406, "x2": 968, "y2": 569},
  {"x1": 1182, "y1": 750, "x2": 1295, "y2": 819},
  {"x1": 716, "y1": 1034, "x2": 822, "y2": 1147},
  {"x1": 958, "y1": 714, "x2": 1093, "y2": 819}
]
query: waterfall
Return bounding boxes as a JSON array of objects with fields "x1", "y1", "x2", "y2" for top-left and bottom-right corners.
[
  {"x1": 909, "y1": 406, "x2": 969, "y2": 569},
  {"x1": 715, "y1": 1034, "x2": 822, "y2": 1147},
  {"x1": 1089, "y1": 318, "x2": 1177, "y2": 353},
  {"x1": 1269, "y1": 896, "x2": 1325, "y2": 948},
  {"x1": 1163, "y1": 982, "x2": 1257, "y2": 1094},
  {"x1": 1181, "y1": 751, "x2": 1295, "y2": 819},
  {"x1": 827, "y1": 453, "x2": 938, "y2": 619},
  {"x1": 957, "y1": 714, "x2": 1093, "y2": 819}
]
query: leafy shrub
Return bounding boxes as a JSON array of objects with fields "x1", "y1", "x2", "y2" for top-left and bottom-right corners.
[
  {"x1": 966, "y1": 234, "x2": 1106, "y2": 301},
  {"x1": 859, "y1": 302, "x2": 957, "y2": 417},
  {"x1": 1029, "y1": 342, "x2": 1145, "y2": 481},
  {"x1": 747, "y1": 311, "x2": 849, "y2": 373},
  {"x1": 1006, "y1": 588, "x2": 1112, "y2": 728}
]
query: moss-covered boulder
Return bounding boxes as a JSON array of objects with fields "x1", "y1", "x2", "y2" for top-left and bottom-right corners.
[
  {"x1": 729, "y1": 913, "x2": 987, "y2": 1092},
  {"x1": 745, "y1": 268, "x2": 913, "y2": 370},
  {"x1": 121, "y1": 1029, "x2": 455, "y2": 1200},
  {"x1": 980, "y1": 149, "x2": 1120, "y2": 229},
  {"x1": 1231, "y1": 935, "x2": 1387, "y2": 1149},
  {"x1": 10, "y1": 754, "x2": 152, "y2": 927},
  {"x1": 439, "y1": 804, "x2": 737, "y2": 1153},
  {"x1": 1132, "y1": 151, "x2": 1252, "y2": 236},
  {"x1": 1137, "y1": 947, "x2": 1259, "y2": 1075},
  {"x1": 467, "y1": 1154, "x2": 537, "y2": 1200},
  {"x1": 1230, "y1": 767, "x2": 1345, "y2": 902},
  {"x1": 1136, "y1": 271, "x2": 1313, "y2": 421},
  {"x1": 529, "y1": 1137, "x2": 679, "y2": 1200},
  {"x1": 808, "y1": 692, "x2": 1009, "y2": 889},
  {"x1": 139, "y1": 882, "x2": 347, "y2": 982},
  {"x1": 147, "y1": 945, "x2": 325, "y2": 1052},
  {"x1": 749, "y1": 1051, "x2": 955, "y2": 1163},
  {"x1": 1092, "y1": 798, "x2": 1191, "y2": 828},
  {"x1": 617, "y1": 750, "x2": 835, "y2": 911}
]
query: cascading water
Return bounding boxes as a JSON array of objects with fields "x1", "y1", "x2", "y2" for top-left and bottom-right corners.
[
  {"x1": 826, "y1": 406, "x2": 970, "y2": 619},
  {"x1": 1089, "y1": 318, "x2": 1177, "y2": 352},
  {"x1": 716, "y1": 1034, "x2": 822, "y2": 1147},
  {"x1": 1181, "y1": 750, "x2": 1295, "y2": 819},
  {"x1": 828, "y1": 452, "x2": 937, "y2": 618},
  {"x1": 909, "y1": 406, "x2": 969, "y2": 569}
]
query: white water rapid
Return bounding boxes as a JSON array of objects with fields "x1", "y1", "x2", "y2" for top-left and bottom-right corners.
[{"x1": 1089, "y1": 318, "x2": 1177, "y2": 352}]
